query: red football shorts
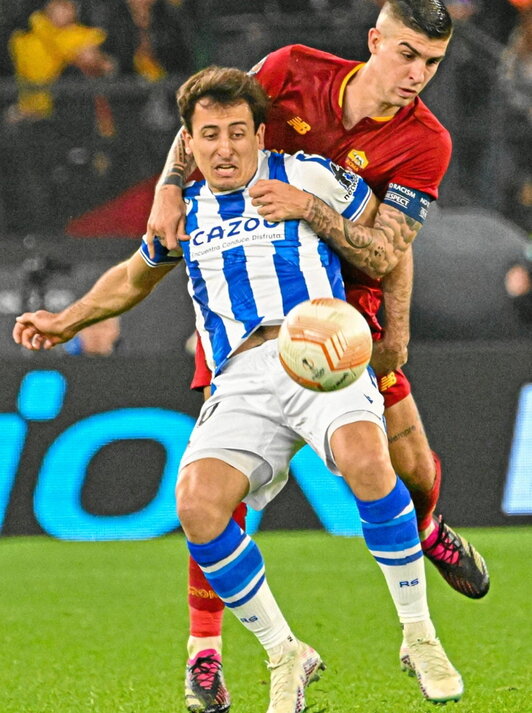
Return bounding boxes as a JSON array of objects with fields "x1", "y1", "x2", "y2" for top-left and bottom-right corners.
[
  {"x1": 190, "y1": 334, "x2": 212, "y2": 391},
  {"x1": 376, "y1": 368, "x2": 411, "y2": 409}
]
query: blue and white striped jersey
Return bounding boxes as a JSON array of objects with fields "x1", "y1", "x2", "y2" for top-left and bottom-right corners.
[{"x1": 140, "y1": 149, "x2": 371, "y2": 375}]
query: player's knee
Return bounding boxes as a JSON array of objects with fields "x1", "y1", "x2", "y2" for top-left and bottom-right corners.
[
  {"x1": 176, "y1": 465, "x2": 230, "y2": 543},
  {"x1": 334, "y1": 436, "x2": 394, "y2": 499},
  {"x1": 176, "y1": 466, "x2": 210, "y2": 539}
]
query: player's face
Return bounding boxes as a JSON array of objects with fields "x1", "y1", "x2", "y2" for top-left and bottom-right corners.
[
  {"x1": 184, "y1": 99, "x2": 265, "y2": 193},
  {"x1": 368, "y1": 18, "x2": 449, "y2": 107}
]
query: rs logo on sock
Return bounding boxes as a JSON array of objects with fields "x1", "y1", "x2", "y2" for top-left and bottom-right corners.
[{"x1": 399, "y1": 579, "x2": 420, "y2": 587}]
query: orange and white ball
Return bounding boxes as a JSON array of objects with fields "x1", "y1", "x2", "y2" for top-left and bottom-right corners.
[{"x1": 278, "y1": 298, "x2": 372, "y2": 392}]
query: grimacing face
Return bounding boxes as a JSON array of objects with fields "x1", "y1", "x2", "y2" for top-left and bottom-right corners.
[
  {"x1": 184, "y1": 98, "x2": 265, "y2": 193},
  {"x1": 368, "y1": 14, "x2": 450, "y2": 108}
]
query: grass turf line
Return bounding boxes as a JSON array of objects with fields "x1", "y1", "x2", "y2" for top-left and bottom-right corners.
[{"x1": 0, "y1": 528, "x2": 530, "y2": 712}]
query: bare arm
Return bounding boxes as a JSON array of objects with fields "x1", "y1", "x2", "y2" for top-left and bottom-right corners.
[
  {"x1": 146, "y1": 129, "x2": 196, "y2": 256},
  {"x1": 250, "y1": 179, "x2": 421, "y2": 279},
  {"x1": 304, "y1": 197, "x2": 420, "y2": 279},
  {"x1": 13, "y1": 252, "x2": 177, "y2": 350},
  {"x1": 370, "y1": 248, "x2": 413, "y2": 375}
]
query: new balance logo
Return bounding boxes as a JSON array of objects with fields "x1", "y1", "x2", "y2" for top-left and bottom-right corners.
[
  {"x1": 287, "y1": 116, "x2": 311, "y2": 134},
  {"x1": 378, "y1": 372, "x2": 397, "y2": 392}
]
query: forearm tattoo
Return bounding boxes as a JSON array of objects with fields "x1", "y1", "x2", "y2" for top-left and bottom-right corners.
[
  {"x1": 388, "y1": 424, "x2": 417, "y2": 444},
  {"x1": 305, "y1": 195, "x2": 420, "y2": 279},
  {"x1": 162, "y1": 134, "x2": 194, "y2": 188}
]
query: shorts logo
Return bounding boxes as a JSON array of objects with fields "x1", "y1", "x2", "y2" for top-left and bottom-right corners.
[
  {"x1": 287, "y1": 116, "x2": 311, "y2": 135},
  {"x1": 346, "y1": 149, "x2": 369, "y2": 172},
  {"x1": 378, "y1": 371, "x2": 397, "y2": 392}
]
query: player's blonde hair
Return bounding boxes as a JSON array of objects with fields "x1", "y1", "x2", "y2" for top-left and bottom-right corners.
[{"x1": 177, "y1": 66, "x2": 270, "y2": 134}]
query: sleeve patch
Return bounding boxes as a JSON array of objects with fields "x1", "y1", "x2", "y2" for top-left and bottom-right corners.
[
  {"x1": 139, "y1": 235, "x2": 182, "y2": 266},
  {"x1": 383, "y1": 183, "x2": 432, "y2": 223},
  {"x1": 329, "y1": 162, "x2": 362, "y2": 200}
]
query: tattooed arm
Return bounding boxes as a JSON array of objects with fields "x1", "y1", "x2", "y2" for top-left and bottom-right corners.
[
  {"x1": 303, "y1": 195, "x2": 420, "y2": 279},
  {"x1": 156, "y1": 128, "x2": 195, "y2": 190},
  {"x1": 250, "y1": 178, "x2": 422, "y2": 279},
  {"x1": 305, "y1": 194, "x2": 417, "y2": 370},
  {"x1": 146, "y1": 130, "x2": 195, "y2": 257},
  {"x1": 371, "y1": 249, "x2": 413, "y2": 374}
]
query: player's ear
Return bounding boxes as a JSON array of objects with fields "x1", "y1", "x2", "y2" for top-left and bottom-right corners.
[
  {"x1": 256, "y1": 123, "x2": 265, "y2": 149},
  {"x1": 183, "y1": 128, "x2": 193, "y2": 155},
  {"x1": 368, "y1": 27, "x2": 380, "y2": 55}
]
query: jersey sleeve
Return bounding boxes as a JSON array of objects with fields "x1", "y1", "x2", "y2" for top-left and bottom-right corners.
[
  {"x1": 138, "y1": 235, "x2": 183, "y2": 266},
  {"x1": 289, "y1": 151, "x2": 372, "y2": 222},
  {"x1": 380, "y1": 127, "x2": 451, "y2": 223},
  {"x1": 386, "y1": 125, "x2": 452, "y2": 200}
]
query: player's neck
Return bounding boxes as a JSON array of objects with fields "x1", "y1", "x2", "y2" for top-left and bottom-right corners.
[{"x1": 342, "y1": 64, "x2": 399, "y2": 130}]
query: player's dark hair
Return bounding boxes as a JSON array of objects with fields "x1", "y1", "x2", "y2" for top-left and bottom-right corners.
[
  {"x1": 384, "y1": 0, "x2": 453, "y2": 39},
  {"x1": 177, "y1": 66, "x2": 270, "y2": 133}
]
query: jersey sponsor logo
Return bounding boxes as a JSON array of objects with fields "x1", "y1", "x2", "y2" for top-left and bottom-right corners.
[
  {"x1": 287, "y1": 116, "x2": 311, "y2": 135},
  {"x1": 346, "y1": 149, "x2": 369, "y2": 172},
  {"x1": 378, "y1": 372, "x2": 397, "y2": 392},
  {"x1": 190, "y1": 217, "x2": 282, "y2": 254}
]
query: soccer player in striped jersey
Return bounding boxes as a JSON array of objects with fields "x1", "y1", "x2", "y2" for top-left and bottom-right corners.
[
  {"x1": 146, "y1": 3, "x2": 488, "y2": 709},
  {"x1": 14, "y1": 66, "x2": 464, "y2": 712}
]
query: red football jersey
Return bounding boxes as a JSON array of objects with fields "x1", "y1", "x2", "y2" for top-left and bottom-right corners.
[
  {"x1": 254, "y1": 44, "x2": 452, "y2": 332},
  {"x1": 191, "y1": 44, "x2": 452, "y2": 390}
]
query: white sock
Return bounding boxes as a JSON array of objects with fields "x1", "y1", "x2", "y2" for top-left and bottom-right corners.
[
  {"x1": 377, "y1": 556, "x2": 430, "y2": 623},
  {"x1": 227, "y1": 579, "x2": 296, "y2": 653}
]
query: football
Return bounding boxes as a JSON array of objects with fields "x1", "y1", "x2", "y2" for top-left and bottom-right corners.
[{"x1": 278, "y1": 297, "x2": 372, "y2": 392}]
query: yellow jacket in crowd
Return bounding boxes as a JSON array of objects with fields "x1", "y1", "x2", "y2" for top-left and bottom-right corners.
[{"x1": 9, "y1": 10, "x2": 107, "y2": 118}]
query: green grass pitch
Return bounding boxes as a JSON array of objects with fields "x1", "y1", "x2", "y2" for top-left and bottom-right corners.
[{"x1": 1, "y1": 528, "x2": 531, "y2": 713}]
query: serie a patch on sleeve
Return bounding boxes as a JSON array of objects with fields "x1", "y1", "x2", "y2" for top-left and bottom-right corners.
[{"x1": 383, "y1": 183, "x2": 432, "y2": 223}]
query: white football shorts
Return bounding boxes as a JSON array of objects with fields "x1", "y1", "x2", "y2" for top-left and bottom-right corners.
[{"x1": 179, "y1": 339, "x2": 385, "y2": 510}]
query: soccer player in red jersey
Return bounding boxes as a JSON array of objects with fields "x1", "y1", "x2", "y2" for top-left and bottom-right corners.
[{"x1": 146, "y1": 2, "x2": 489, "y2": 711}]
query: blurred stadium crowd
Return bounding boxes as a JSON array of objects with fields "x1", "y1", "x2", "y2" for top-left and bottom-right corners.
[{"x1": 0, "y1": 0, "x2": 530, "y2": 349}]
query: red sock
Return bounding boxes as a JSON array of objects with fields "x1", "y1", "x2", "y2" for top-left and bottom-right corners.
[
  {"x1": 410, "y1": 451, "x2": 442, "y2": 534},
  {"x1": 188, "y1": 503, "x2": 248, "y2": 637}
]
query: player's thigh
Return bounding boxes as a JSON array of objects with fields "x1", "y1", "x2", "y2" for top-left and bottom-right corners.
[
  {"x1": 181, "y1": 346, "x2": 299, "y2": 509},
  {"x1": 330, "y1": 420, "x2": 396, "y2": 500},
  {"x1": 385, "y1": 393, "x2": 435, "y2": 486}
]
